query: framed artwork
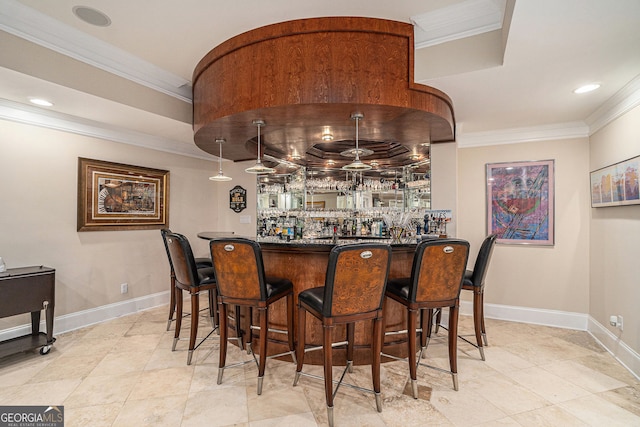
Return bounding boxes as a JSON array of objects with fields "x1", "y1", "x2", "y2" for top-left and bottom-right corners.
[
  {"x1": 590, "y1": 155, "x2": 640, "y2": 207},
  {"x1": 486, "y1": 160, "x2": 554, "y2": 245},
  {"x1": 77, "y1": 157, "x2": 169, "y2": 231},
  {"x1": 229, "y1": 185, "x2": 247, "y2": 213}
]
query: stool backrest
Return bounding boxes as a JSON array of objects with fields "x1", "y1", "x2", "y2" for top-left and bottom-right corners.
[
  {"x1": 160, "y1": 228, "x2": 175, "y2": 274},
  {"x1": 409, "y1": 239, "x2": 470, "y2": 304},
  {"x1": 209, "y1": 238, "x2": 266, "y2": 301},
  {"x1": 470, "y1": 234, "x2": 497, "y2": 286},
  {"x1": 323, "y1": 243, "x2": 392, "y2": 317},
  {"x1": 163, "y1": 231, "x2": 199, "y2": 288}
]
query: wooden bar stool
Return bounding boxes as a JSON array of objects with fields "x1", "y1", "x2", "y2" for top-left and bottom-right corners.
[
  {"x1": 162, "y1": 231, "x2": 218, "y2": 365},
  {"x1": 434, "y1": 234, "x2": 497, "y2": 360},
  {"x1": 209, "y1": 238, "x2": 295, "y2": 395},
  {"x1": 161, "y1": 228, "x2": 214, "y2": 331},
  {"x1": 384, "y1": 239, "x2": 469, "y2": 396},
  {"x1": 293, "y1": 243, "x2": 391, "y2": 427}
]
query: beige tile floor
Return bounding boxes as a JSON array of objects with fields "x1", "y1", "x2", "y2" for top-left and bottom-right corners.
[{"x1": 0, "y1": 305, "x2": 639, "y2": 426}]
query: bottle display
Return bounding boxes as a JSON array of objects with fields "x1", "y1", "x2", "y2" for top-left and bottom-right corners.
[{"x1": 256, "y1": 163, "x2": 450, "y2": 242}]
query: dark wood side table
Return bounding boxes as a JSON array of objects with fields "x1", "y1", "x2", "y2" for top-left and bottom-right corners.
[{"x1": 0, "y1": 266, "x2": 55, "y2": 357}]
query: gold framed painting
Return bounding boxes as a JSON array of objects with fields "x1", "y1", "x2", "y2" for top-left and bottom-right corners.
[{"x1": 77, "y1": 157, "x2": 169, "y2": 231}]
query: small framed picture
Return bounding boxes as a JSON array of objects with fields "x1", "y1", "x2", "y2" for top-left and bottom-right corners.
[{"x1": 590, "y1": 155, "x2": 640, "y2": 207}]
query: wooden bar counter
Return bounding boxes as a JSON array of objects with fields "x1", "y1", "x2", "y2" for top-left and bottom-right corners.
[
  {"x1": 199, "y1": 233, "x2": 417, "y2": 366},
  {"x1": 261, "y1": 239, "x2": 415, "y2": 365}
]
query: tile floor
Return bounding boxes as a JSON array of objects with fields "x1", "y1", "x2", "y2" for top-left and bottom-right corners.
[{"x1": 0, "y1": 305, "x2": 639, "y2": 426}]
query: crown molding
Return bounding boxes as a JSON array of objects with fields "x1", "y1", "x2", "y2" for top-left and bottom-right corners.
[
  {"x1": 0, "y1": 98, "x2": 214, "y2": 161},
  {"x1": 457, "y1": 121, "x2": 590, "y2": 148},
  {"x1": 585, "y1": 74, "x2": 640, "y2": 135},
  {"x1": 457, "y1": 75, "x2": 640, "y2": 148},
  {"x1": 0, "y1": 0, "x2": 192, "y2": 102},
  {"x1": 412, "y1": 0, "x2": 506, "y2": 49}
]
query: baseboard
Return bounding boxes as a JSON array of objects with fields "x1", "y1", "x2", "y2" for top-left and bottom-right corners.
[
  {"x1": 2, "y1": 293, "x2": 637, "y2": 380},
  {"x1": 588, "y1": 316, "x2": 640, "y2": 380},
  {"x1": 459, "y1": 300, "x2": 589, "y2": 330},
  {"x1": 0, "y1": 290, "x2": 170, "y2": 343},
  {"x1": 453, "y1": 301, "x2": 638, "y2": 380}
]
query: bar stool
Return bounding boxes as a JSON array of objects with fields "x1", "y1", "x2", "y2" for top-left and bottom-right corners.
[
  {"x1": 162, "y1": 231, "x2": 218, "y2": 365},
  {"x1": 161, "y1": 228, "x2": 214, "y2": 331},
  {"x1": 384, "y1": 238, "x2": 469, "y2": 396},
  {"x1": 434, "y1": 234, "x2": 497, "y2": 360},
  {"x1": 293, "y1": 243, "x2": 391, "y2": 427},
  {"x1": 209, "y1": 238, "x2": 296, "y2": 395}
]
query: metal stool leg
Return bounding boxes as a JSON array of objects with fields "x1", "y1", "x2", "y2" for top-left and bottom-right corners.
[
  {"x1": 448, "y1": 305, "x2": 459, "y2": 391},
  {"x1": 372, "y1": 317, "x2": 383, "y2": 412},
  {"x1": 257, "y1": 307, "x2": 268, "y2": 395},
  {"x1": 293, "y1": 305, "x2": 306, "y2": 386},
  {"x1": 172, "y1": 287, "x2": 182, "y2": 351},
  {"x1": 217, "y1": 302, "x2": 228, "y2": 384},
  {"x1": 473, "y1": 288, "x2": 486, "y2": 360},
  {"x1": 323, "y1": 325, "x2": 335, "y2": 427},
  {"x1": 187, "y1": 291, "x2": 199, "y2": 365},
  {"x1": 408, "y1": 308, "x2": 419, "y2": 398},
  {"x1": 167, "y1": 274, "x2": 176, "y2": 331}
]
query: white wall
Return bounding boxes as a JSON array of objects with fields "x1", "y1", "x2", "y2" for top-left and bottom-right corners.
[
  {"x1": 589, "y1": 105, "x2": 640, "y2": 359},
  {"x1": 0, "y1": 120, "x2": 221, "y2": 331},
  {"x1": 457, "y1": 138, "x2": 591, "y2": 315},
  {"x1": 431, "y1": 141, "x2": 458, "y2": 238}
]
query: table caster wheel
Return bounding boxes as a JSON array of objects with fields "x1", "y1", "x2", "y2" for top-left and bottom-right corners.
[{"x1": 40, "y1": 345, "x2": 51, "y2": 355}]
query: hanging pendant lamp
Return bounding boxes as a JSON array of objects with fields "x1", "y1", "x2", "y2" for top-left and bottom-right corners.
[
  {"x1": 342, "y1": 112, "x2": 372, "y2": 171},
  {"x1": 245, "y1": 119, "x2": 275, "y2": 174},
  {"x1": 209, "y1": 138, "x2": 232, "y2": 182}
]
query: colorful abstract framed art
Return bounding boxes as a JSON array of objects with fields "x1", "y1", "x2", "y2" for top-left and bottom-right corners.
[
  {"x1": 590, "y1": 155, "x2": 640, "y2": 208},
  {"x1": 486, "y1": 160, "x2": 555, "y2": 245}
]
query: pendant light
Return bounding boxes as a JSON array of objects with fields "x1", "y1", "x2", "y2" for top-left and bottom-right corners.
[
  {"x1": 245, "y1": 119, "x2": 275, "y2": 174},
  {"x1": 342, "y1": 112, "x2": 372, "y2": 171},
  {"x1": 209, "y1": 138, "x2": 232, "y2": 182}
]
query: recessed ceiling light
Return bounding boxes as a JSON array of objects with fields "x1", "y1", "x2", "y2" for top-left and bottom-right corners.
[
  {"x1": 574, "y1": 83, "x2": 600, "y2": 94},
  {"x1": 72, "y1": 6, "x2": 112, "y2": 27},
  {"x1": 322, "y1": 133, "x2": 333, "y2": 141},
  {"x1": 29, "y1": 98, "x2": 53, "y2": 107}
]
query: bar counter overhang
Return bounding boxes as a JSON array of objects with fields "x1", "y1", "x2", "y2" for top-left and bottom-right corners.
[{"x1": 192, "y1": 17, "x2": 456, "y2": 170}]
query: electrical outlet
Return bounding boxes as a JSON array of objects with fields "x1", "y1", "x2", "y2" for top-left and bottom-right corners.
[
  {"x1": 120, "y1": 283, "x2": 128, "y2": 294},
  {"x1": 609, "y1": 314, "x2": 624, "y2": 330}
]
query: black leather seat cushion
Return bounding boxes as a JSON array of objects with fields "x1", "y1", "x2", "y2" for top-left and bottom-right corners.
[
  {"x1": 298, "y1": 287, "x2": 325, "y2": 312},
  {"x1": 386, "y1": 277, "x2": 411, "y2": 300},
  {"x1": 197, "y1": 266, "x2": 217, "y2": 285},
  {"x1": 195, "y1": 257, "x2": 213, "y2": 269},
  {"x1": 265, "y1": 276, "x2": 293, "y2": 298},
  {"x1": 462, "y1": 269, "x2": 475, "y2": 288}
]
